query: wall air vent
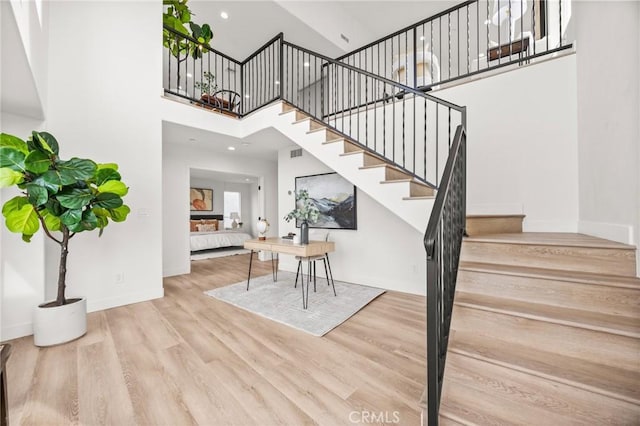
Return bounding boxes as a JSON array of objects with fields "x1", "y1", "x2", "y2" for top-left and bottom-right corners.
[{"x1": 290, "y1": 148, "x2": 303, "y2": 158}]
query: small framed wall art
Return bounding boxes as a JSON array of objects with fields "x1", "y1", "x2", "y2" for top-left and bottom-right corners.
[{"x1": 190, "y1": 187, "x2": 213, "y2": 211}]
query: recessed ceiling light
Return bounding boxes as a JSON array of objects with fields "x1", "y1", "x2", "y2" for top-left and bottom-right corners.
[
  {"x1": 220, "y1": 11, "x2": 229, "y2": 19},
  {"x1": 244, "y1": 94, "x2": 250, "y2": 98},
  {"x1": 241, "y1": 142, "x2": 251, "y2": 146},
  {"x1": 227, "y1": 146, "x2": 236, "y2": 151},
  {"x1": 303, "y1": 62, "x2": 310, "y2": 67},
  {"x1": 245, "y1": 178, "x2": 250, "y2": 182}
]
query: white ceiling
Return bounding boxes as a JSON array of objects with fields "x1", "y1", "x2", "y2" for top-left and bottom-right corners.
[
  {"x1": 190, "y1": 168, "x2": 259, "y2": 184},
  {"x1": 163, "y1": 120, "x2": 295, "y2": 161}
]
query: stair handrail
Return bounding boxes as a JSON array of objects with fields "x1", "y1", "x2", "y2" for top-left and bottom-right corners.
[{"x1": 423, "y1": 124, "x2": 467, "y2": 425}]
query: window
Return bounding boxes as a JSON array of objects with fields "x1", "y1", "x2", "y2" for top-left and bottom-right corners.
[{"x1": 223, "y1": 191, "x2": 241, "y2": 228}]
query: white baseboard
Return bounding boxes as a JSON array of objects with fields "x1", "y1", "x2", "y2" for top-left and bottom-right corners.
[
  {"x1": 578, "y1": 221, "x2": 635, "y2": 245},
  {"x1": 523, "y1": 219, "x2": 578, "y2": 233},
  {"x1": 2, "y1": 321, "x2": 33, "y2": 341},
  {"x1": 87, "y1": 288, "x2": 165, "y2": 313}
]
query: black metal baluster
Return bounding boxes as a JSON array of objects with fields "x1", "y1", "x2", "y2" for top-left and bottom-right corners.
[
  {"x1": 486, "y1": 0, "x2": 490, "y2": 69},
  {"x1": 467, "y1": 5, "x2": 470, "y2": 74},
  {"x1": 457, "y1": 8, "x2": 460, "y2": 78},
  {"x1": 435, "y1": 104, "x2": 439, "y2": 185},
  {"x1": 365, "y1": 49, "x2": 369, "y2": 146},
  {"x1": 448, "y1": 13, "x2": 451, "y2": 79},
  {"x1": 532, "y1": 0, "x2": 536, "y2": 55},
  {"x1": 559, "y1": 0, "x2": 563, "y2": 47},
  {"x1": 424, "y1": 97, "x2": 427, "y2": 181}
]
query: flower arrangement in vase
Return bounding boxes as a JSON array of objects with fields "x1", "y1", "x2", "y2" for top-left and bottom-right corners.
[{"x1": 284, "y1": 189, "x2": 319, "y2": 244}]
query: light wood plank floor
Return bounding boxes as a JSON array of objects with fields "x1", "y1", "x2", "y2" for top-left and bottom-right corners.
[{"x1": 5, "y1": 254, "x2": 426, "y2": 425}]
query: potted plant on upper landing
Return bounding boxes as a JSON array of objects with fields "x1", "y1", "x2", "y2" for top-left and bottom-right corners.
[
  {"x1": 195, "y1": 71, "x2": 218, "y2": 108},
  {"x1": 284, "y1": 189, "x2": 320, "y2": 244},
  {"x1": 0, "y1": 131, "x2": 130, "y2": 346}
]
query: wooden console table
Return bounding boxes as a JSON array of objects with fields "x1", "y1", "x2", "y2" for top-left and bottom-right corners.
[
  {"x1": 1, "y1": 344, "x2": 11, "y2": 426},
  {"x1": 244, "y1": 238, "x2": 336, "y2": 309}
]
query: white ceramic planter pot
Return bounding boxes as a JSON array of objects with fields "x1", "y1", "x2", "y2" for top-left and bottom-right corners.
[{"x1": 33, "y1": 298, "x2": 87, "y2": 347}]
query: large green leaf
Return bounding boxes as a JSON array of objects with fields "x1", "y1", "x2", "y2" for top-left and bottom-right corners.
[
  {"x1": 96, "y1": 162, "x2": 119, "y2": 171},
  {"x1": 60, "y1": 208, "x2": 83, "y2": 226},
  {"x1": 0, "y1": 147, "x2": 26, "y2": 171},
  {"x1": 0, "y1": 133, "x2": 28, "y2": 154},
  {"x1": 56, "y1": 188, "x2": 94, "y2": 209},
  {"x1": 31, "y1": 175, "x2": 61, "y2": 194},
  {"x1": 25, "y1": 184, "x2": 48, "y2": 207},
  {"x1": 94, "y1": 192, "x2": 123, "y2": 209},
  {"x1": 109, "y1": 204, "x2": 131, "y2": 222},
  {"x1": 56, "y1": 158, "x2": 97, "y2": 181},
  {"x1": 98, "y1": 180, "x2": 128, "y2": 196},
  {"x1": 42, "y1": 210, "x2": 62, "y2": 232},
  {"x1": 37, "y1": 132, "x2": 60, "y2": 155},
  {"x1": 2, "y1": 196, "x2": 29, "y2": 217},
  {"x1": 67, "y1": 209, "x2": 98, "y2": 232},
  {"x1": 92, "y1": 207, "x2": 111, "y2": 218},
  {"x1": 94, "y1": 168, "x2": 121, "y2": 186},
  {"x1": 46, "y1": 198, "x2": 63, "y2": 216},
  {"x1": 42, "y1": 169, "x2": 77, "y2": 187},
  {"x1": 5, "y1": 203, "x2": 39, "y2": 236},
  {"x1": 24, "y1": 150, "x2": 52, "y2": 174},
  {"x1": 0, "y1": 167, "x2": 24, "y2": 187}
]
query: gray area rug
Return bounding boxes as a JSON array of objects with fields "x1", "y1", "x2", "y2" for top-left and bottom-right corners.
[
  {"x1": 204, "y1": 271, "x2": 385, "y2": 336},
  {"x1": 191, "y1": 248, "x2": 251, "y2": 261}
]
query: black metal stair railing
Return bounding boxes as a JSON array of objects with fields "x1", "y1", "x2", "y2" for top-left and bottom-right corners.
[
  {"x1": 336, "y1": 0, "x2": 573, "y2": 93},
  {"x1": 423, "y1": 125, "x2": 467, "y2": 425},
  {"x1": 281, "y1": 40, "x2": 465, "y2": 189}
]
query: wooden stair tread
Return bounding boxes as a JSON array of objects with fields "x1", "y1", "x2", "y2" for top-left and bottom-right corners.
[
  {"x1": 465, "y1": 232, "x2": 636, "y2": 250},
  {"x1": 459, "y1": 261, "x2": 640, "y2": 289},
  {"x1": 449, "y1": 331, "x2": 640, "y2": 405},
  {"x1": 441, "y1": 353, "x2": 640, "y2": 425},
  {"x1": 466, "y1": 214, "x2": 525, "y2": 219},
  {"x1": 380, "y1": 178, "x2": 431, "y2": 187},
  {"x1": 455, "y1": 292, "x2": 640, "y2": 338}
]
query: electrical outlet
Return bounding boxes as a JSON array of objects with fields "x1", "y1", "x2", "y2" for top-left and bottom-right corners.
[{"x1": 115, "y1": 272, "x2": 125, "y2": 284}]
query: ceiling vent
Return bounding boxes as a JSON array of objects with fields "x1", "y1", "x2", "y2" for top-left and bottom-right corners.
[
  {"x1": 340, "y1": 33, "x2": 350, "y2": 43},
  {"x1": 290, "y1": 148, "x2": 303, "y2": 158}
]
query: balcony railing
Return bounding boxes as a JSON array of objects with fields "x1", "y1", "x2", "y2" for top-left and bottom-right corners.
[{"x1": 336, "y1": 0, "x2": 573, "y2": 92}]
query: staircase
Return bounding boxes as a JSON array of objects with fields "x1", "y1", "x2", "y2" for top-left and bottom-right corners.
[
  {"x1": 277, "y1": 102, "x2": 436, "y2": 232},
  {"x1": 435, "y1": 216, "x2": 640, "y2": 425}
]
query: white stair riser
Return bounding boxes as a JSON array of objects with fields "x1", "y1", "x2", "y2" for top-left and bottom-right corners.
[
  {"x1": 457, "y1": 270, "x2": 640, "y2": 318},
  {"x1": 450, "y1": 304, "x2": 640, "y2": 372}
]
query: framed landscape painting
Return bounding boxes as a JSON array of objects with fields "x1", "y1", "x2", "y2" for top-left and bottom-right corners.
[
  {"x1": 295, "y1": 173, "x2": 357, "y2": 230},
  {"x1": 190, "y1": 187, "x2": 213, "y2": 211}
]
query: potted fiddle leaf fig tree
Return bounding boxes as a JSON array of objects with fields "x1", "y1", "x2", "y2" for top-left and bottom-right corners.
[{"x1": 0, "y1": 131, "x2": 130, "y2": 346}]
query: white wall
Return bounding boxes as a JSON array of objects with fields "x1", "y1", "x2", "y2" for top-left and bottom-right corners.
[
  {"x1": 0, "y1": 113, "x2": 46, "y2": 340},
  {"x1": 163, "y1": 141, "x2": 278, "y2": 277},
  {"x1": 278, "y1": 147, "x2": 427, "y2": 295},
  {"x1": 43, "y1": 1, "x2": 164, "y2": 313},
  {"x1": 574, "y1": 1, "x2": 639, "y2": 253},
  {"x1": 435, "y1": 55, "x2": 580, "y2": 232}
]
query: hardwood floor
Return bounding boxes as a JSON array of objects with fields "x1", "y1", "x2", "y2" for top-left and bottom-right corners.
[{"x1": 5, "y1": 254, "x2": 426, "y2": 425}]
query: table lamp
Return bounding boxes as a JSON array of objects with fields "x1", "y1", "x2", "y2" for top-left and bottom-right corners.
[{"x1": 230, "y1": 212, "x2": 240, "y2": 229}]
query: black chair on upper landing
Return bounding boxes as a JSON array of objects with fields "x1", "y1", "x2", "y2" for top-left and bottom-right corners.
[
  {"x1": 294, "y1": 230, "x2": 337, "y2": 297},
  {"x1": 212, "y1": 89, "x2": 241, "y2": 115}
]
